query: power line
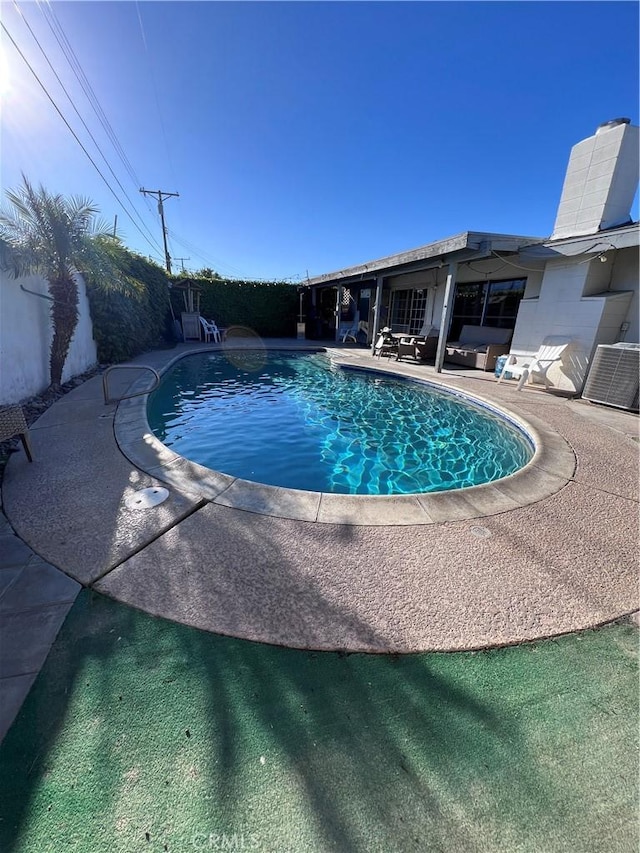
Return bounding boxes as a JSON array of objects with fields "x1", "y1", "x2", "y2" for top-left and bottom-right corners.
[
  {"x1": 39, "y1": 1, "x2": 166, "y2": 232},
  {"x1": 15, "y1": 4, "x2": 295, "y2": 282},
  {"x1": 38, "y1": 1, "x2": 143, "y2": 191},
  {"x1": 140, "y1": 188, "x2": 179, "y2": 273},
  {"x1": 165, "y1": 228, "x2": 294, "y2": 281},
  {"x1": 135, "y1": 1, "x2": 178, "y2": 194},
  {"x1": 11, "y1": 1, "x2": 162, "y2": 254},
  {"x1": 34, "y1": 1, "x2": 165, "y2": 243},
  {"x1": 0, "y1": 20, "x2": 164, "y2": 256},
  {"x1": 36, "y1": 1, "x2": 164, "y2": 234},
  {"x1": 165, "y1": 229, "x2": 249, "y2": 278},
  {"x1": 166, "y1": 228, "x2": 303, "y2": 281}
]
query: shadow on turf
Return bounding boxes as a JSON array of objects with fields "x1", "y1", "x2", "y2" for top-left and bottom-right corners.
[
  {"x1": 0, "y1": 586, "x2": 578, "y2": 852},
  {"x1": 1, "y1": 492, "x2": 636, "y2": 851}
]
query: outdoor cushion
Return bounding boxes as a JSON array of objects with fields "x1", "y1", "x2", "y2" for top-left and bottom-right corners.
[
  {"x1": 447, "y1": 343, "x2": 489, "y2": 353},
  {"x1": 445, "y1": 325, "x2": 512, "y2": 371},
  {"x1": 454, "y1": 325, "x2": 512, "y2": 346}
]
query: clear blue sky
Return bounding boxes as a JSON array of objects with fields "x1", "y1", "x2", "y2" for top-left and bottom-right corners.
[{"x1": 1, "y1": 1, "x2": 638, "y2": 281}]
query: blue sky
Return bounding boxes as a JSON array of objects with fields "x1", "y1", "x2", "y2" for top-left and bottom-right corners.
[{"x1": 1, "y1": 1, "x2": 638, "y2": 281}]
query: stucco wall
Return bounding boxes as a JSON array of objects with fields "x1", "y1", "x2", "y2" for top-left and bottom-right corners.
[
  {"x1": 509, "y1": 247, "x2": 638, "y2": 392},
  {"x1": 0, "y1": 271, "x2": 97, "y2": 404},
  {"x1": 610, "y1": 248, "x2": 639, "y2": 342}
]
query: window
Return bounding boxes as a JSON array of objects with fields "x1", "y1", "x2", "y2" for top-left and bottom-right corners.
[
  {"x1": 450, "y1": 278, "x2": 525, "y2": 340},
  {"x1": 390, "y1": 289, "x2": 427, "y2": 334},
  {"x1": 484, "y1": 279, "x2": 525, "y2": 325}
]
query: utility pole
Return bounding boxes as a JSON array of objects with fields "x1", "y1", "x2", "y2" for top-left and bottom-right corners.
[
  {"x1": 173, "y1": 257, "x2": 190, "y2": 272},
  {"x1": 139, "y1": 188, "x2": 179, "y2": 274}
]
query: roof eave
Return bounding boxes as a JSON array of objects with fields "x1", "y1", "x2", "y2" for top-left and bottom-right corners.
[
  {"x1": 305, "y1": 231, "x2": 544, "y2": 287},
  {"x1": 519, "y1": 221, "x2": 640, "y2": 259}
]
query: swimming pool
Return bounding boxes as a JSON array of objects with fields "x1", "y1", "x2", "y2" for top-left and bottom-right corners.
[{"x1": 147, "y1": 351, "x2": 534, "y2": 495}]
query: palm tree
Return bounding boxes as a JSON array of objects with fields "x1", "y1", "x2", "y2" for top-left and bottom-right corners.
[{"x1": 0, "y1": 176, "x2": 134, "y2": 388}]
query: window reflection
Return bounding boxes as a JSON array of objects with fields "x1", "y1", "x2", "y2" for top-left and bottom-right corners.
[{"x1": 450, "y1": 279, "x2": 525, "y2": 340}]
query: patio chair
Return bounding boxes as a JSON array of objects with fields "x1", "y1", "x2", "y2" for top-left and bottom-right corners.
[
  {"x1": 497, "y1": 336, "x2": 572, "y2": 391},
  {"x1": 0, "y1": 406, "x2": 33, "y2": 462},
  {"x1": 373, "y1": 328, "x2": 399, "y2": 358},
  {"x1": 342, "y1": 323, "x2": 359, "y2": 343},
  {"x1": 342, "y1": 320, "x2": 369, "y2": 343},
  {"x1": 396, "y1": 327, "x2": 439, "y2": 362},
  {"x1": 199, "y1": 316, "x2": 222, "y2": 343}
]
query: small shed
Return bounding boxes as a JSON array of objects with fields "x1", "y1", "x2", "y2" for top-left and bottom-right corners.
[{"x1": 172, "y1": 278, "x2": 204, "y2": 341}]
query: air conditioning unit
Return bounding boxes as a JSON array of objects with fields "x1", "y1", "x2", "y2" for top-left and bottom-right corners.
[{"x1": 582, "y1": 343, "x2": 640, "y2": 411}]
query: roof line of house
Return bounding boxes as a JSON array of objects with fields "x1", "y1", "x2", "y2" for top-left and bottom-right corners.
[
  {"x1": 305, "y1": 221, "x2": 639, "y2": 287},
  {"x1": 541, "y1": 220, "x2": 639, "y2": 253},
  {"x1": 305, "y1": 230, "x2": 544, "y2": 287}
]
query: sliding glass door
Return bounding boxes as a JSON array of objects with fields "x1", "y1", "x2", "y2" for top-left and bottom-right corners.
[{"x1": 389, "y1": 289, "x2": 428, "y2": 335}]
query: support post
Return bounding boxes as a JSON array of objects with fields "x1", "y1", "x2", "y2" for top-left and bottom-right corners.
[
  {"x1": 370, "y1": 275, "x2": 384, "y2": 353},
  {"x1": 335, "y1": 286, "x2": 343, "y2": 341},
  {"x1": 434, "y1": 261, "x2": 458, "y2": 373}
]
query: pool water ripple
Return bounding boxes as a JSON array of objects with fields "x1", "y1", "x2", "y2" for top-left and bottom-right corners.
[{"x1": 147, "y1": 352, "x2": 533, "y2": 495}]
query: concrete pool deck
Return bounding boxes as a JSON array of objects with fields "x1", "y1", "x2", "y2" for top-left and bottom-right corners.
[
  {"x1": 1, "y1": 339, "x2": 638, "y2": 717},
  {"x1": 114, "y1": 347, "x2": 576, "y2": 526}
]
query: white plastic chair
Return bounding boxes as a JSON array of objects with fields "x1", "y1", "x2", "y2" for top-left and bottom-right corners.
[
  {"x1": 342, "y1": 324, "x2": 359, "y2": 343},
  {"x1": 199, "y1": 316, "x2": 222, "y2": 343},
  {"x1": 498, "y1": 336, "x2": 572, "y2": 391},
  {"x1": 342, "y1": 320, "x2": 369, "y2": 343},
  {"x1": 340, "y1": 313, "x2": 360, "y2": 342}
]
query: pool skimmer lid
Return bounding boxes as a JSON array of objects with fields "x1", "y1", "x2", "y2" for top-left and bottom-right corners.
[
  {"x1": 125, "y1": 487, "x2": 169, "y2": 510},
  {"x1": 470, "y1": 525, "x2": 492, "y2": 538}
]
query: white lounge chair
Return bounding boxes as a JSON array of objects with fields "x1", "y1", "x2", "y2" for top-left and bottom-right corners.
[
  {"x1": 342, "y1": 320, "x2": 369, "y2": 343},
  {"x1": 342, "y1": 324, "x2": 359, "y2": 343},
  {"x1": 498, "y1": 336, "x2": 572, "y2": 391},
  {"x1": 199, "y1": 316, "x2": 222, "y2": 343}
]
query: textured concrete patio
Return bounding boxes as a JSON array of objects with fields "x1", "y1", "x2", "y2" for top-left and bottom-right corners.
[{"x1": 1, "y1": 339, "x2": 638, "y2": 736}]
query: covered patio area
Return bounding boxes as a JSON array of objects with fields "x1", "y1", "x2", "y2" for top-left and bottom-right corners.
[{"x1": 302, "y1": 231, "x2": 544, "y2": 374}]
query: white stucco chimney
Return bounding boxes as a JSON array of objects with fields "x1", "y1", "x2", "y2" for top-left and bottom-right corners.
[{"x1": 551, "y1": 118, "x2": 639, "y2": 240}]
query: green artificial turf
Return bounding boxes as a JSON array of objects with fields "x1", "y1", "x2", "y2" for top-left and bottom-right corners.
[{"x1": 0, "y1": 591, "x2": 638, "y2": 853}]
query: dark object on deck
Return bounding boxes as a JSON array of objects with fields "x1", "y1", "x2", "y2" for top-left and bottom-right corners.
[
  {"x1": 0, "y1": 406, "x2": 34, "y2": 462},
  {"x1": 396, "y1": 335, "x2": 438, "y2": 363},
  {"x1": 373, "y1": 328, "x2": 399, "y2": 358}
]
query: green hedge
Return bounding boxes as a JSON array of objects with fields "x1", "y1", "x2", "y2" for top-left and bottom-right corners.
[
  {"x1": 86, "y1": 252, "x2": 172, "y2": 363},
  {"x1": 87, "y1": 258, "x2": 299, "y2": 364},
  {"x1": 170, "y1": 277, "x2": 298, "y2": 338}
]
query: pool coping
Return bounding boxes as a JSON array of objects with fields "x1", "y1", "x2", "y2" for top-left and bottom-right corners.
[
  {"x1": 113, "y1": 346, "x2": 576, "y2": 526},
  {"x1": 2, "y1": 338, "x2": 637, "y2": 665}
]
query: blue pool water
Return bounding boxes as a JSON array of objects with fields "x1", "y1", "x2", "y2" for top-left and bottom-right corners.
[{"x1": 147, "y1": 351, "x2": 533, "y2": 495}]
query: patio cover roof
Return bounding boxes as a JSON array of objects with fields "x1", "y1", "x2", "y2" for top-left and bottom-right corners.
[
  {"x1": 520, "y1": 220, "x2": 640, "y2": 259},
  {"x1": 305, "y1": 230, "x2": 544, "y2": 288}
]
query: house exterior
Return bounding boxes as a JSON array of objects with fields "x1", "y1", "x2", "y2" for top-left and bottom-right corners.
[{"x1": 303, "y1": 118, "x2": 639, "y2": 396}]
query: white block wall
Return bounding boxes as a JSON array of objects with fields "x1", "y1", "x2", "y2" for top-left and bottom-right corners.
[
  {"x1": 552, "y1": 122, "x2": 639, "y2": 239},
  {"x1": 0, "y1": 271, "x2": 97, "y2": 404},
  {"x1": 509, "y1": 249, "x2": 637, "y2": 393}
]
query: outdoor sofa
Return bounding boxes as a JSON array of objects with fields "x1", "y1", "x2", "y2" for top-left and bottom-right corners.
[{"x1": 445, "y1": 324, "x2": 512, "y2": 372}]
